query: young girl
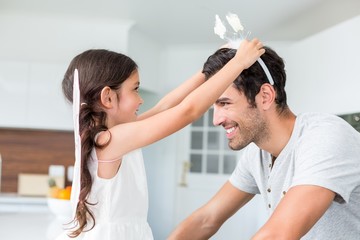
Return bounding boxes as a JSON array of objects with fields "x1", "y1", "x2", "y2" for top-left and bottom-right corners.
[{"x1": 56, "y1": 38, "x2": 264, "y2": 239}]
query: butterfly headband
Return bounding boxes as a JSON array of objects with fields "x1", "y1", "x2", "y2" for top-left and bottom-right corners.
[{"x1": 214, "y1": 13, "x2": 274, "y2": 85}]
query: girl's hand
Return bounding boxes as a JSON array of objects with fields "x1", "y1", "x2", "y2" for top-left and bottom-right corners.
[{"x1": 235, "y1": 38, "x2": 265, "y2": 69}]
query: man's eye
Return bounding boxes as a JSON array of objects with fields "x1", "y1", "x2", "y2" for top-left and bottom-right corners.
[{"x1": 219, "y1": 102, "x2": 229, "y2": 106}]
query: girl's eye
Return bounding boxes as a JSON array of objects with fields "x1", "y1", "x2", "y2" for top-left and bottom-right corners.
[{"x1": 134, "y1": 87, "x2": 139, "y2": 92}]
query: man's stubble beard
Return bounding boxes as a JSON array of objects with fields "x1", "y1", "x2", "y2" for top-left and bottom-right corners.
[{"x1": 228, "y1": 110, "x2": 269, "y2": 151}]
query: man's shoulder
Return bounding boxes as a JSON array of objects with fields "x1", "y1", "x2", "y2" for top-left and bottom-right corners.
[
  {"x1": 297, "y1": 112, "x2": 339, "y2": 123},
  {"x1": 296, "y1": 112, "x2": 350, "y2": 134}
]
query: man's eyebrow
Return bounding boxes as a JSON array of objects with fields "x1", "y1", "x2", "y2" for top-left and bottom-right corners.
[{"x1": 215, "y1": 97, "x2": 231, "y2": 104}]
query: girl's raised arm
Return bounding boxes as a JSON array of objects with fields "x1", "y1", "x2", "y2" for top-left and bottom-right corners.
[
  {"x1": 99, "y1": 39, "x2": 264, "y2": 164},
  {"x1": 138, "y1": 70, "x2": 205, "y2": 120}
]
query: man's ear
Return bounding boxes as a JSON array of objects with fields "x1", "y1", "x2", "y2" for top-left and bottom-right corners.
[
  {"x1": 258, "y1": 83, "x2": 276, "y2": 110},
  {"x1": 100, "y1": 86, "x2": 113, "y2": 108}
]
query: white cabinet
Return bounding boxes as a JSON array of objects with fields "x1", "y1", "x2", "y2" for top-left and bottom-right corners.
[
  {"x1": 0, "y1": 194, "x2": 64, "y2": 240},
  {"x1": 0, "y1": 61, "x2": 29, "y2": 127},
  {"x1": 27, "y1": 63, "x2": 73, "y2": 130},
  {"x1": 0, "y1": 60, "x2": 73, "y2": 130}
]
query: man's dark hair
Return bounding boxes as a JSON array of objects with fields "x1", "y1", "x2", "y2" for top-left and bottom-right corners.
[{"x1": 202, "y1": 47, "x2": 288, "y2": 112}]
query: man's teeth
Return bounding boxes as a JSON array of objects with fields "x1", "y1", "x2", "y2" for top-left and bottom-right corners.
[{"x1": 226, "y1": 127, "x2": 235, "y2": 134}]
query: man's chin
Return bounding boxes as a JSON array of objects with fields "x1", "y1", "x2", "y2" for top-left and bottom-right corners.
[
  {"x1": 228, "y1": 141, "x2": 249, "y2": 151},
  {"x1": 228, "y1": 143, "x2": 241, "y2": 151}
]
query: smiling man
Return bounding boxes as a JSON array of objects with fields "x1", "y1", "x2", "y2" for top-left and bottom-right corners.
[{"x1": 168, "y1": 47, "x2": 360, "y2": 240}]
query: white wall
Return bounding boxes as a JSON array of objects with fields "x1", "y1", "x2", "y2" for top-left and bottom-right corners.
[
  {"x1": 161, "y1": 43, "x2": 218, "y2": 92},
  {"x1": 128, "y1": 26, "x2": 162, "y2": 93},
  {"x1": 285, "y1": 15, "x2": 360, "y2": 115}
]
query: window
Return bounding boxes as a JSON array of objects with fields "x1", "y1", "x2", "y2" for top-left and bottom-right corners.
[
  {"x1": 338, "y1": 112, "x2": 360, "y2": 133},
  {"x1": 189, "y1": 108, "x2": 238, "y2": 175}
]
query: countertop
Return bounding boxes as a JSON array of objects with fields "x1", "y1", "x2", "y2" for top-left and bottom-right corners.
[{"x1": 0, "y1": 193, "x2": 66, "y2": 240}]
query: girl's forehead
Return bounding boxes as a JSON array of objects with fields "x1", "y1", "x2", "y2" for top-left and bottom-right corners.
[{"x1": 124, "y1": 71, "x2": 140, "y2": 85}]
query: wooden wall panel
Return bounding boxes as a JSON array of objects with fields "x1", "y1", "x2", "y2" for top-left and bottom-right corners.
[{"x1": 0, "y1": 128, "x2": 75, "y2": 193}]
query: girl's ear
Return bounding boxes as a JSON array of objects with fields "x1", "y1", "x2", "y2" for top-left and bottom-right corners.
[
  {"x1": 100, "y1": 86, "x2": 113, "y2": 108},
  {"x1": 258, "y1": 83, "x2": 276, "y2": 110}
]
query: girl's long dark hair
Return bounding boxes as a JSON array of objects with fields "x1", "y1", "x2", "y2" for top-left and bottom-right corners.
[{"x1": 61, "y1": 49, "x2": 137, "y2": 237}]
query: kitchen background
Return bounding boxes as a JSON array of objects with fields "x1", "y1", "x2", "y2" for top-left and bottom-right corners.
[{"x1": 0, "y1": 0, "x2": 359, "y2": 239}]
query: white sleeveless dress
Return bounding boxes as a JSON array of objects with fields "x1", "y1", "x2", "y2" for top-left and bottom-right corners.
[{"x1": 55, "y1": 148, "x2": 153, "y2": 240}]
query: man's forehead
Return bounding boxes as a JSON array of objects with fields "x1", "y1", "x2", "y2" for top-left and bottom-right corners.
[{"x1": 219, "y1": 85, "x2": 242, "y2": 99}]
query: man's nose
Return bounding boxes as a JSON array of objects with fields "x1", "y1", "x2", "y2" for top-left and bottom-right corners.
[{"x1": 212, "y1": 109, "x2": 225, "y2": 126}]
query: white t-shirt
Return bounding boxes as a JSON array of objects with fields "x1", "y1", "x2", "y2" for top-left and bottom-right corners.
[{"x1": 230, "y1": 112, "x2": 360, "y2": 239}]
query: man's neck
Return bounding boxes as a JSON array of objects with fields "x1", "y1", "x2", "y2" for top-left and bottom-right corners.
[{"x1": 260, "y1": 109, "x2": 296, "y2": 157}]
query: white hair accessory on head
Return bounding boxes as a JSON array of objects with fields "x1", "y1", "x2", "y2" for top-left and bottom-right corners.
[
  {"x1": 214, "y1": 13, "x2": 274, "y2": 85},
  {"x1": 214, "y1": 15, "x2": 226, "y2": 40},
  {"x1": 70, "y1": 68, "x2": 81, "y2": 220},
  {"x1": 257, "y1": 58, "x2": 274, "y2": 85},
  {"x1": 226, "y1": 12, "x2": 244, "y2": 33}
]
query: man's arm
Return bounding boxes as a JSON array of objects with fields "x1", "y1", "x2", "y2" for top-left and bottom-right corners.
[
  {"x1": 168, "y1": 181, "x2": 255, "y2": 240},
  {"x1": 252, "y1": 185, "x2": 335, "y2": 240}
]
